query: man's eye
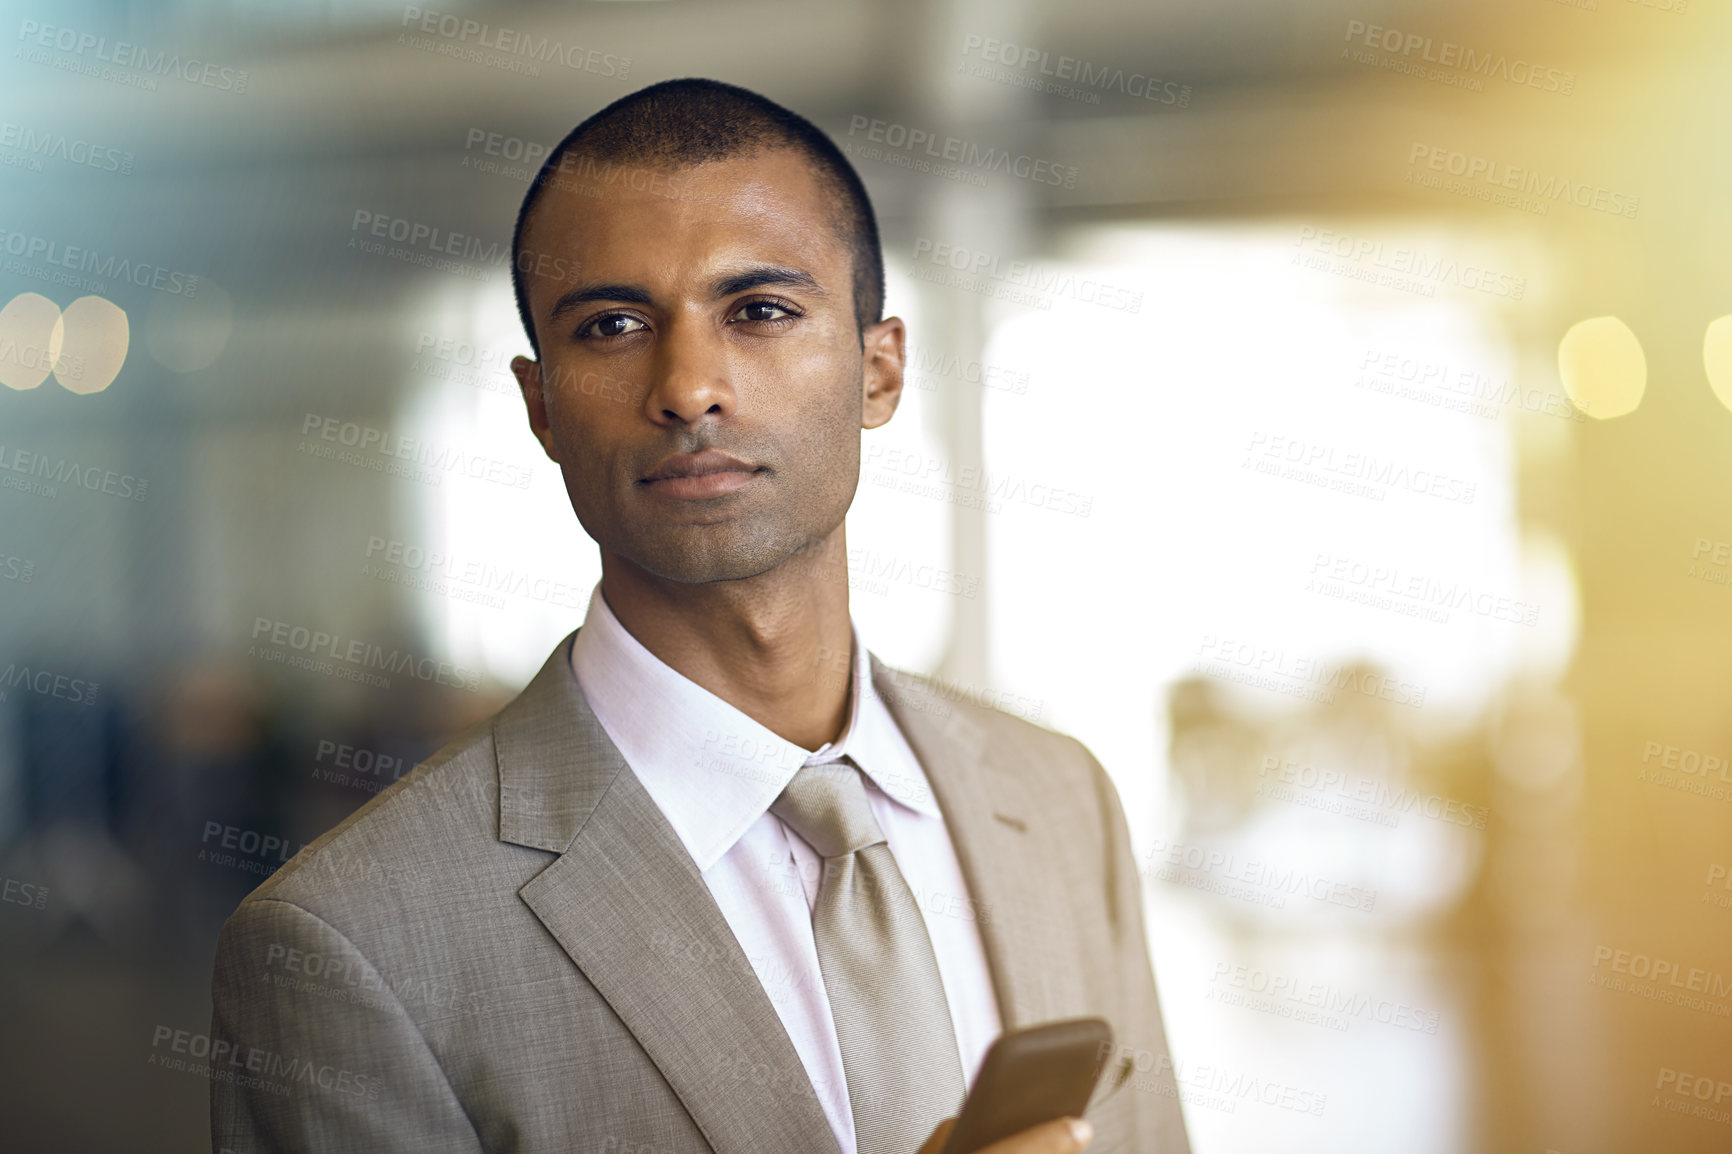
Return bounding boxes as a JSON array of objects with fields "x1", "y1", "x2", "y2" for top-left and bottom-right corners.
[
  {"x1": 583, "y1": 314, "x2": 647, "y2": 339},
  {"x1": 734, "y1": 300, "x2": 796, "y2": 323}
]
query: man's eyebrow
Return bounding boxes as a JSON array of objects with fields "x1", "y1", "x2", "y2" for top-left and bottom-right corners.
[
  {"x1": 548, "y1": 283, "x2": 655, "y2": 323},
  {"x1": 545, "y1": 266, "x2": 825, "y2": 323},
  {"x1": 712, "y1": 265, "x2": 825, "y2": 298}
]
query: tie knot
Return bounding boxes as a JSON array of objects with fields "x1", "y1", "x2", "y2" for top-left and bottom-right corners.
[{"x1": 770, "y1": 760, "x2": 885, "y2": 859}]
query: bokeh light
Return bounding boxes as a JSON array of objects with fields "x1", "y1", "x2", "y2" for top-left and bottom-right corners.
[
  {"x1": 0, "y1": 292, "x2": 65, "y2": 391},
  {"x1": 145, "y1": 282, "x2": 234, "y2": 373},
  {"x1": 1703, "y1": 315, "x2": 1732, "y2": 414},
  {"x1": 54, "y1": 296, "x2": 130, "y2": 395},
  {"x1": 1557, "y1": 316, "x2": 1645, "y2": 420}
]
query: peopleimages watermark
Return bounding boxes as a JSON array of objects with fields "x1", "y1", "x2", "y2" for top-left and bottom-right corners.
[
  {"x1": 311, "y1": 742, "x2": 534, "y2": 818},
  {"x1": 1243, "y1": 429, "x2": 1478, "y2": 506},
  {"x1": 461, "y1": 127, "x2": 686, "y2": 202},
  {"x1": 783, "y1": 535, "x2": 978, "y2": 604},
  {"x1": 348, "y1": 209, "x2": 512, "y2": 283},
  {"x1": 1355, "y1": 347, "x2": 1583, "y2": 424},
  {"x1": 16, "y1": 19, "x2": 250, "y2": 94},
  {"x1": 0, "y1": 227, "x2": 199, "y2": 297},
  {"x1": 651, "y1": 923, "x2": 808, "y2": 994},
  {"x1": 1704, "y1": 863, "x2": 1732, "y2": 912},
  {"x1": 463, "y1": 127, "x2": 550, "y2": 178},
  {"x1": 1686, "y1": 536, "x2": 1732, "y2": 593},
  {"x1": 911, "y1": 238, "x2": 1142, "y2": 313},
  {"x1": 1405, "y1": 143, "x2": 1640, "y2": 220},
  {"x1": 844, "y1": 116, "x2": 1078, "y2": 189},
  {"x1": 1637, "y1": 739, "x2": 1732, "y2": 803},
  {"x1": 249, "y1": 615, "x2": 483, "y2": 691},
  {"x1": 198, "y1": 821, "x2": 308, "y2": 878},
  {"x1": 1589, "y1": 944, "x2": 1732, "y2": 1016},
  {"x1": 412, "y1": 329, "x2": 517, "y2": 395},
  {"x1": 0, "y1": 662, "x2": 99, "y2": 706},
  {"x1": 149, "y1": 1025, "x2": 381, "y2": 1099},
  {"x1": 0, "y1": 121, "x2": 135, "y2": 175},
  {"x1": 361, "y1": 534, "x2": 586, "y2": 611},
  {"x1": 312, "y1": 739, "x2": 411, "y2": 794},
  {"x1": 1103, "y1": 1044, "x2": 1328, "y2": 1118},
  {"x1": 1141, "y1": 838, "x2": 1379, "y2": 913},
  {"x1": 264, "y1": 941, "x2": 487, "y2": 1016},
  {"x1": 902, "y1": 343, "x2": 1030, "y2": 397},
  {"x1": 0, "y1": 443, "x2": 149, "y2": 503},
  {"x1": 397, "y1": 7, "x2": 630, "y2": 80},
  {"x1": 1207, "y1": 961, "x2": 1442, "y2": 1034},
  {"x1": 0, "y1": 326, "x2": 84, "y2": 382},
  {"x1": 1258, "y1": 756, "x2": 1487, "y2": 830},
  {"x1": 1340, "y1": 19, "x2": 1575, "y2": 95},
  {"x1": 297, "y1": 413, "x2": 534, "y2": 490},
  {"x1": 1654, "y1": 1066, "x2": 1732, "y2": 1128},
  {"x1": 1293, "y1": 226, "x2": 1526, "y2": 300},
  {"x1": 1192, "y1": 634, "x2": 1429, "y2": 708},
  {"x1": 862, "y1": 443, "x2": 1094, "y2": 518},
  {"x1": 1624, "y1": 0, "x2": 1688, "y2": 14},
  {"x1": 409, "y1": 332, "x2": 633, "y2": 405},
  {"x1": 348, "y1": 209, "x2": 586, "y2": 293},
  {"x1": 3, "y1": 876, "x2": 48, "y2": 911},
  {"x1": 958, "y1": 35, "x2": 1191, "y2": 107},
  {"x1": 1306, "y1": 552, "x2": 1540, "y2": 628},
  {"x1": 844, "y1": 546, "x2": 979, "y2": 600}
]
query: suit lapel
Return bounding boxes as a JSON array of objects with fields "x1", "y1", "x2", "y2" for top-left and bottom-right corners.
[
  {"x1": 498, "y1": 633, "x2": 840, "y2": 1154},
  {"x1": 872, "y1": 660, "x2": 1094, "y2": 1030}
]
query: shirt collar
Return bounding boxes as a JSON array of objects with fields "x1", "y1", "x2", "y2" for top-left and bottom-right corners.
[{"x1": 569, "y1": 584, "x2": 940, "y2": 872}]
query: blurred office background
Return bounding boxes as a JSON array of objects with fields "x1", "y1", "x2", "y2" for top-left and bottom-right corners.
[{"x1": 2, "y1": 0, "x2": 1728, "y2": 1150}]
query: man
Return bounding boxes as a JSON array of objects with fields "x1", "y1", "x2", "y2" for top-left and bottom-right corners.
[{"x1": 210, "y1": 78, "x2": 1189, "y2": 1154}]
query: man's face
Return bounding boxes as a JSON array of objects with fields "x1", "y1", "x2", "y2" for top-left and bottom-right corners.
[{"x1": 512, "y1": 146, "x2": 903, "y2": 585}]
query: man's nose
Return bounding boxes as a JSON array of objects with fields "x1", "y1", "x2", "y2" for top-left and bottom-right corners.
[{"x1": 643, "y1": 319, "x2": 736, "y2": 427}]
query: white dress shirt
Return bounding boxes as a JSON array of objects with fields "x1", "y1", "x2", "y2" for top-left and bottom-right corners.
[{"x1": 570, "y1": 584, "x2": 1002, "y2": 1154}]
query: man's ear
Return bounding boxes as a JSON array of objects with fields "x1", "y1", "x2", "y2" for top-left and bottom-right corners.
[
  {"x1": 511, "y1": 355, "x2": 559, "y2": 460},
  {"x1": 861, "y1": 316, "x2": 906, "y2": 430}
]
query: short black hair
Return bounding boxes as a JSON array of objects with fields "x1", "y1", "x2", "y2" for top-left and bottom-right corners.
[{"x1": 510, "y1": 77, "x2": 884, "y2": 358}]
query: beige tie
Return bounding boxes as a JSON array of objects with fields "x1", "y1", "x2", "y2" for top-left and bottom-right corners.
[{"x1": 771, "y1": 759, "x2": 966, "y2": 1154}]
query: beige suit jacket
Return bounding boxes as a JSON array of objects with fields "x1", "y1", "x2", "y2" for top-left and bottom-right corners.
[{"x1": 209, "y1": 633, "x2": 1191, "y2": 1152}]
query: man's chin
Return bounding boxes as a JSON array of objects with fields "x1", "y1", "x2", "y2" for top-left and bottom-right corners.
[
  {"x1": 637, "y1": 557, "x2": 782, "y2": 585},
  {"x1": 622, "y1": 531, "x2": 803, "y2": 586}
]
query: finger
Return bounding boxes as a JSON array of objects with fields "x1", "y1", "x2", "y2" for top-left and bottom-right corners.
[
  {"x1": 978, "y1": 1116, "x2": 1094, "y2": 1154},
  {"x1": 914, "y1": 1116, "x2": 957, "y2": 1154}
]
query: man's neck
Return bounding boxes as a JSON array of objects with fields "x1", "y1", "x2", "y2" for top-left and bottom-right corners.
[{"x1": 597, "y1": 531, "x2": 854, "y2": 751}]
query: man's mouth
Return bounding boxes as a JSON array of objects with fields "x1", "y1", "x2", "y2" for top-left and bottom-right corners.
[{"x1": 639, "y1": 448, "x2": 764, "y2": 499}]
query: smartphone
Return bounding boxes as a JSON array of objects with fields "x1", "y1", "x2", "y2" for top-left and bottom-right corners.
[{"x1": 940, "y1": 1017, "x2": 1114, "y2": 1154}]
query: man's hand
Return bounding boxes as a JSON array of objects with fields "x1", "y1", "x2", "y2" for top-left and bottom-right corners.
[{"x1": 915, "y1": 1115, "x2": 1094, "y2": 1154}]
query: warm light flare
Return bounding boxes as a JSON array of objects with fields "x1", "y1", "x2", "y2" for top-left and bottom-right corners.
[
  {"x1": 1557, "y1": 316, "x2": 1645, "y2": 420},
  {"x1": 1703, "y1": 315, "x2": 1732, "y2": 415}
]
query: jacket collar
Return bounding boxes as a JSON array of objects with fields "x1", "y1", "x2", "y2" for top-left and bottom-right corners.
[
  {"x1": 870, "y1": 658, "x2": 1085, "y2": 1031},
  {"x1": 494, "y1": 634, "x2": 1083, "y2": 1149}
]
